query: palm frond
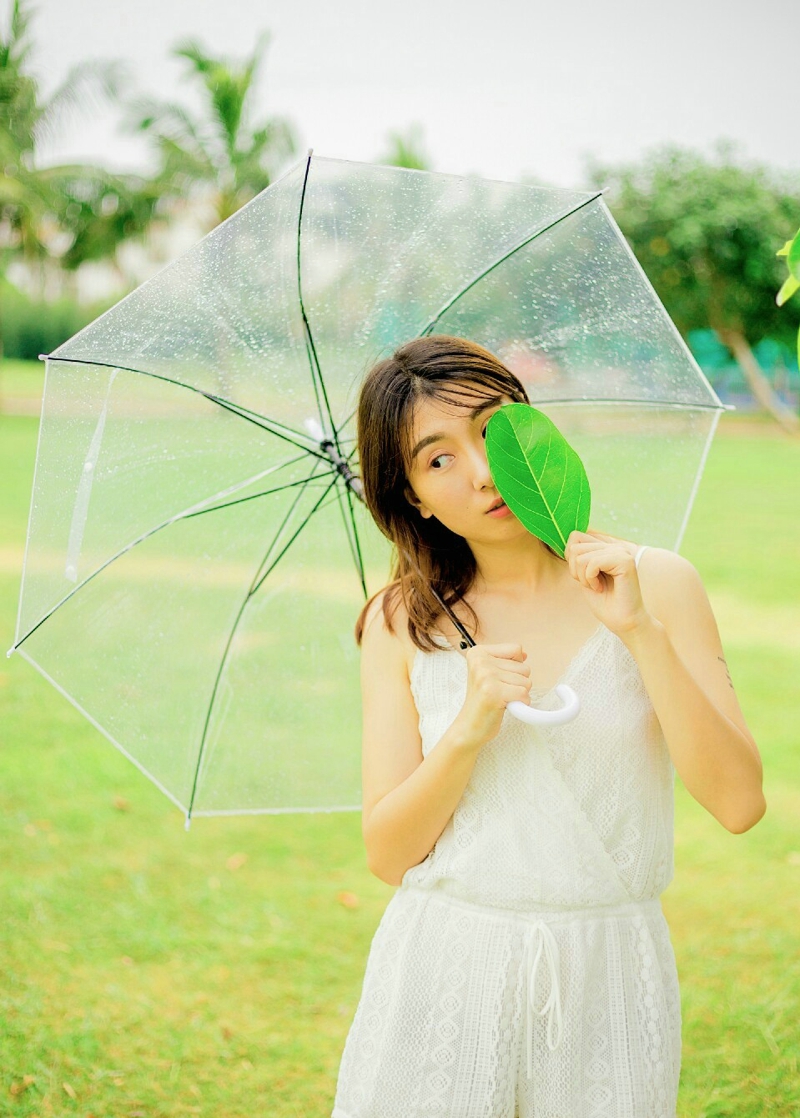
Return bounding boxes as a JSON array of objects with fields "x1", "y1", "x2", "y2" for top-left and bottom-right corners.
[
  {"x1": 127, "y1": 96, "x2": 213, "y2": 162},
  {"x1": 35, "y1": 60, "x2": 127, "y2": 146},
  {"x1": 173, "y1": 38, "x2": 216, "y2": 76},
  {"x1": 155, "y1": 134, "x2": 217, "y2": 189},
  {"x1": 133, "y1": 31, "x2": 298, "y2": 221},
  {"x1": 1, "y1": 0, "x2": 33, "y2": 69}
]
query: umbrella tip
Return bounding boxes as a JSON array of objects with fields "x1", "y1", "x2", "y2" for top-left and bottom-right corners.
[
  {"x1": 6, "y1": 645, "x2": 15, "y2": 659},
  {"x1": 307, "y1": 147, "x2": 314, "y2": 159},
  {"x1": 184, "y1": 814, "x2": 192, "y2": 832}
]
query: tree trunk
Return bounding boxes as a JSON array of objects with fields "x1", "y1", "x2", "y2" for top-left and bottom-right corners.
[{"x1": 718, "y1": 327, "x2": 800, "y2": 436}]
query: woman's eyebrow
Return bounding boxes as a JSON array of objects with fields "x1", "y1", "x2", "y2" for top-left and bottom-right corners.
[{"x1": 410, "y1": 396, "x2": 505, "y2": 461}]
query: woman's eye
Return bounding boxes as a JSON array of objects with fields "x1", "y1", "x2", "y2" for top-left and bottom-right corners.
[
  {"x1": 482, "y1": 410, "x2": 500, "y2": 437},
  {"x1": 430, "y1": 454, "x2": 451, "y2": 470}
]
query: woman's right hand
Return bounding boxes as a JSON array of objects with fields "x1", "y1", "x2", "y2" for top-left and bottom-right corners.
[{"x1": 453, "y1": 643, "x2": 532, "y2": 749}]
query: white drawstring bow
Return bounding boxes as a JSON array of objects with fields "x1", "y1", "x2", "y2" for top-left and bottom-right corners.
[{"x1": 524, "y1": 921, "x2": 564, "y2": 1077}]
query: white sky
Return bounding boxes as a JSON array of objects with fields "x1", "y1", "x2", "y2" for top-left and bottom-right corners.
[{"x1": 13, "y1": 0, "x2": 800, "y2": 189}]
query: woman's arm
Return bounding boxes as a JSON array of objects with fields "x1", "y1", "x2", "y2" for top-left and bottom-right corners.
[
  {"x1": 360, "y1": 594, "x2": 531, "y2": 885},
  {"x1": 565, "y1": 532, "x2": 765, "y2": 834},
  {"x1": 624, "y1": 548, "x2": 766, "y2": 833}
]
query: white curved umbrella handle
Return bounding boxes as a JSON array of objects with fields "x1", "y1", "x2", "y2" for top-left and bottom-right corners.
[{"x1": 507, "y1": 684, "x2": 580, "y2": 726}]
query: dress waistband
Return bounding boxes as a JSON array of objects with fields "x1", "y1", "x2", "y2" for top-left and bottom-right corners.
[{"x1": 401, "y1": 883, "x2": 662, "y2": 926}]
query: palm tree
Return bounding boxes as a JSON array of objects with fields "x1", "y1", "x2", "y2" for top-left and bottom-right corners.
[
  {"x1": 0, "y1": 0, "x2": 158, "y2": 303},
  {"x1": 130, "y1": 34, "x2": 297, "y2": 228}
]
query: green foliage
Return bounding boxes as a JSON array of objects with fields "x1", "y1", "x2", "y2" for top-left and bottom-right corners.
[
  {"x1": 130, "y1": 34, "x2": 297, "y2": 227},
  {"x1": 52, "y1": 168, "x2": 162, "y2": 273},
  {"x1": 0, "y1": 280, "x2": 115, "y2": 359},
  {"x1": 485, "y1": 404, "x2": 591, "y2": 557},
  {"x1": 588, "y1": 143, "x2": 800, "y2": 349},
  {"x1": 0, "y1": 0, "x2": 157, "y2": 286},
  {"x1": 775, "y1": 229, "x2": 800, "y2": 306},
  {"x1": 379, "y1": 124, "x2": 431, "y2": 171},
  {"x1": 776, "y1": 225, "x2": 800, "y2": 364}
]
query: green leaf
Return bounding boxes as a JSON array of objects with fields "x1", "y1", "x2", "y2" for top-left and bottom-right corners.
[
  {"x1": 485, "y1": 403, "x2": 591, "y2": 558},
  {"x1": 777, "y1": 228, "x2": 800, "y2": 270},
  {"x1": 776, "y1": 274, "x2": 800, "y2": 307},
  {"x1": 789, "y1": 230, "x2": 800, "y2": 281}
]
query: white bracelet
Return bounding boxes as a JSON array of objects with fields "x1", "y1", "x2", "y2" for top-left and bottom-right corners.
[{"x1": 634, "y1": 545, "x2": 650, "y2": 571}]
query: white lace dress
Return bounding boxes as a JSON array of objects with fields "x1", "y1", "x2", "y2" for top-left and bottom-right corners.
[{"x1": 332, "y1": 623, "x2": 682, "y2": 1118}]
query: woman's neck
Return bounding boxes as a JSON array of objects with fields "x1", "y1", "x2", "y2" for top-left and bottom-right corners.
[{"x1": 469, "y1": 534, "x2": 563, "y2": 598}]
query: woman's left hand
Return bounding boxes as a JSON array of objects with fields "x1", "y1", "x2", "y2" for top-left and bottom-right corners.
[{"x1": 564, "y1": 529, "x2": 651, "y2": 636}]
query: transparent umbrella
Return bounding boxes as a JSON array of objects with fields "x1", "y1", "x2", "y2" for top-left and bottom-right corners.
[{"x1": 9, "y1": 153, "x2": 725, "y2": 826}]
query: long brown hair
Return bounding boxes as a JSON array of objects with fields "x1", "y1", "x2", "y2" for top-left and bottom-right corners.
[{"x1": 355, "y1": 334, "x2": 556, "y2": 651}]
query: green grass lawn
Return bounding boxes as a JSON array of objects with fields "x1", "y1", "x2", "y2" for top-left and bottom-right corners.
[{"x1": 1, "y1": 362, "x2": 799, "y2": 1117}]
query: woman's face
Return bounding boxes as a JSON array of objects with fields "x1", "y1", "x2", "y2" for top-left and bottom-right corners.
[{"x1": 404, "y1": 386, "x2": 529, "y2": 545}]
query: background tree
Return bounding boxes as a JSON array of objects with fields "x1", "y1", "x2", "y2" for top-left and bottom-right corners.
[
  {"x1": 130, "y1": 34, "x2": 297, "y2": 229},
  {"x1": 0, "y1": 0, "x2": 159, "y2": 307},
  {"x1": 379, "y1": 123, "x2": 431, "y2": 171},
  {"x1": 588, "y1": 142, "x2": 800, "y2": 433}
]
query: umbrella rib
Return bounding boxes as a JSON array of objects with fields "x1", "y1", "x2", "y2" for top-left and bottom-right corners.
[
  {"x1": 11, "y1": 455, "x2": 329, "y2": 653},
  {"x1": 246, "y1": 457, "x2": 331, "y2": 591},
  {"x1": 304, "y1": 332, "x2": 325, "y2": 433},
  {"x1": 185, "y1": 472, "x2": 340, "y2": 822},
  {"x1": 183, "y1": 473, "x2": 335, "y2": 519},
  {"x1": 419, "y1": 192, "x2": 604, "y2": 336},
  {"x1": 334, "y1": 482, "x2": 359, "y2": 575},
  {"x1": 43, "y1": 356, "x2": 330, "y2": 462},
  {"x1": 250, "y1": 476, "x2": 339, "y2": 597},
  {"x1": 296, "y1": 151, "x2": 343, "y2": 455},
  {"x1": 335, "y1": 479, "x2": 368, "y2": 599},
  {"x1": 345, "y1": 484, "x2": 368, "y2": 600}
]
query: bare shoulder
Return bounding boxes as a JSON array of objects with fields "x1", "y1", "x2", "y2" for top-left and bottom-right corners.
[
  {"x1": 361, "y1": 583, "x2": 417, "y2": 681},
  {"x1": 635, "y1": 546, "x2": 706, "y2": 621}
]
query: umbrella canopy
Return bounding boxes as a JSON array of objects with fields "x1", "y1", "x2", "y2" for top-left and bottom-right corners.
[{"x1": 10, "y1": 154, "x2": 725, "y2": 825}]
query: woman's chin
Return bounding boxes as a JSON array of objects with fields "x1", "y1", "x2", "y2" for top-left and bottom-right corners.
[{"x1": 464, "y1": 519, "x2": 533, "y2": 547}]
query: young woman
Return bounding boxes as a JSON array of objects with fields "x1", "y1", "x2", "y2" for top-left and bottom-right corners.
[{"x1": 332, "y1": 335, "x2": 765, "y2": 1118}]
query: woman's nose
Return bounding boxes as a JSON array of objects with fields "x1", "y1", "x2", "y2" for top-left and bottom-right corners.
[{"x1": 470, "y1": 446, "x2": 494, "y2": 491}]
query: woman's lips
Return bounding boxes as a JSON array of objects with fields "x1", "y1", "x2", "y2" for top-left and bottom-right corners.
[{"x1": 486, "y1": 501, "x2": 511, "y2": 518}]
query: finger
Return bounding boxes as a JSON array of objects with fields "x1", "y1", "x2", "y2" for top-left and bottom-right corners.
[
  {"x1": 585, "y1": 554, "x2": 630, "y2": 583},
  {"x1": 575, "y1": 552, "x2": 604, "y2": 590},
  {"x1": 496, "y1": 664, "x2": 532, "y2": 682},
  {"x1": 475, "y1": 643, "x2": 528, "y2": 661},
  {"x1": 500, "y1": 675, "x2": 531, "y2": 702},
  {"x1": 568, "y1": 539, "x2": 606, "y2": 552},
  {"x1": 571, "y1": 545, "x2": 602, "y2": 580},
  {"x1": 589, "y1": 546, "x2": 634, "y2": 576}
]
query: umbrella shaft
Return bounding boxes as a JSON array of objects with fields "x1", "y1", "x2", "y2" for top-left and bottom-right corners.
[{"x1": 320, "y1": 438, "x2": 364, "y2": 499}]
